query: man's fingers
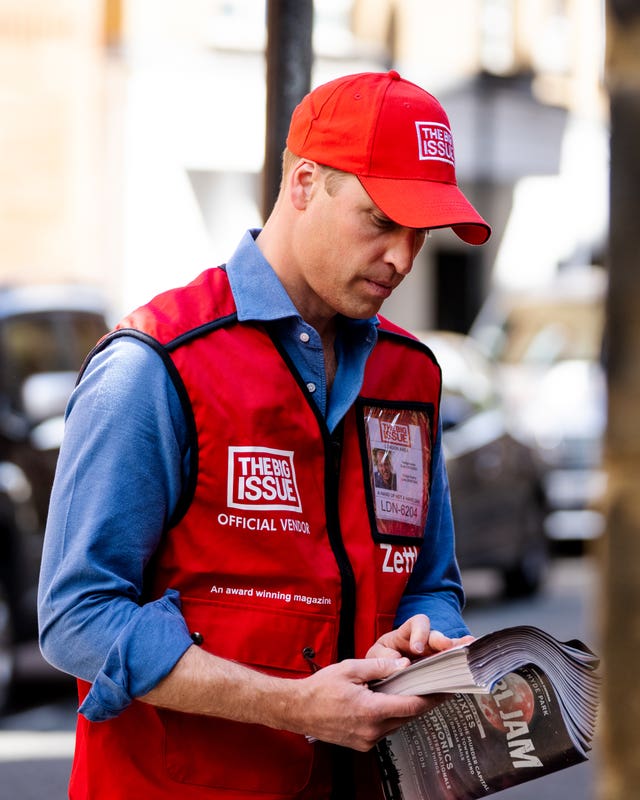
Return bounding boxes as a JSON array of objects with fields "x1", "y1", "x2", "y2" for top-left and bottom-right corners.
[
  {"x1": 425, "y1": 629, "x2": 454, "y2": 653},
  {"x1": 360, "y1": 656, "x2": 411, "y2": 681}
]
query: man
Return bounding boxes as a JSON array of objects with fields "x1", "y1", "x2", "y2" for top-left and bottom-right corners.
[
  {"x1": 38, "y1": 70, "x2": 490, "y2": 799},
  {"x1": 373, "y1": 448, "x2": 397, "y2": 490}
]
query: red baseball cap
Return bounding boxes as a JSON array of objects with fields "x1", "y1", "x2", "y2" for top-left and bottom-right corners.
[{"x1": 287, "y1": 70, "x2": 490, "y2": 245}]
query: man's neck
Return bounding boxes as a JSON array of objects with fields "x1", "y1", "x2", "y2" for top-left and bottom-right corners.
[{"x1": 256, "y1": 220, "x2": 339, "y2": 390}]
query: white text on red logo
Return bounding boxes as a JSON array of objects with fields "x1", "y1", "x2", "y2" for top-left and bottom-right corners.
[
  {"x1": 380, "y1": 543, "x2": 419, "y2": 574},
  {"x1": 415, "y1": 122, "x2": 455, "y2": 166},
  {"x1": 227, "y1": 446, "x2": 302, "y2": 512},
  {"x1": 380, "y1": 420, "x2": 411, "y2": 447}
]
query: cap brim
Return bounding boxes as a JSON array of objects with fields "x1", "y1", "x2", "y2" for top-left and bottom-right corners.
[{"x1": 358, "y1": 176, "x2": 491, "y2": 245}]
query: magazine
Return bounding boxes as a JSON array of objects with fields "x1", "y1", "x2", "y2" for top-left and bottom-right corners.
[{"x1": 373, "y1": 625, "x2": 600, "y2": 800}]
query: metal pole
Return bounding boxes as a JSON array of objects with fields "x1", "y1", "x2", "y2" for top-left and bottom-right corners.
[{"x1": 262, "y1": 0, "x2": 313, "y2": 221}]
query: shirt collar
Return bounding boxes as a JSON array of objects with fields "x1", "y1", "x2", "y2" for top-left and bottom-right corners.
[
  {"x1": 226, "y1": 229, "x2": 380, "y2": 334},
  {"x1": 226, "y1": 229, "x2": 300, "y2": 323}
]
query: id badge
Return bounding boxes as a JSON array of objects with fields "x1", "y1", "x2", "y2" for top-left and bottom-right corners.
[{"x1": 359, "y1": 402, "x2": 433, "y2": 542}]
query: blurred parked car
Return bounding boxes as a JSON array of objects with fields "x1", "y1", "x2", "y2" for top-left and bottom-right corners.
[
  {"x1": 417, "y1": 330, "x2": 548, "y2": 598},
  {"x1": 469, "y1": 266, "x2": 607, "y2": 545},
  {"x1": 0, "y1": 284, "x2": 109, "y2": 709}
]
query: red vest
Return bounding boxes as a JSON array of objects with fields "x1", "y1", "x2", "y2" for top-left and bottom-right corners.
[{"x1": 70, "y1": 267, "x2": 442, "y2": 800}]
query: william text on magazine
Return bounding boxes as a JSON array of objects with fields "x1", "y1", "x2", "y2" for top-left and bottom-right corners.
[{"x1": 377, "y1": 664, "x2": 587, "y2": 800}]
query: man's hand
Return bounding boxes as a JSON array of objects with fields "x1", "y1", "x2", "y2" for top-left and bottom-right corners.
[
  {"x1": 281, "y1": 656, "x2": 439, "y2": 751},
  {"x1": 142, "y1": 645, "x2": 442, "y2": 753},
  {"x1": 140, "y1": 619, "x2": 475, "y2": 753},
  {"x1": 365, "y1": 614, "x2": 475, "y2": 660}
]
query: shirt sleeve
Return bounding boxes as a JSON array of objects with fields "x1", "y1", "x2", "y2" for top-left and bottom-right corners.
[
  {"x1": 37, "y1": 337, "x2": 195, "y2": 721},
  {"x1": 394, "y1": 419, "x2": 471, "y2": 638}
]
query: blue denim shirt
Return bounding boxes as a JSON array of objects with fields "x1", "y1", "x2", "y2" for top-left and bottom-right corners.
[{"x1": 38, "y1": 230, "x2": 468, "y2": 722}]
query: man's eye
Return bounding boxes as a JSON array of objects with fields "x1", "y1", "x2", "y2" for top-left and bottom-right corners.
[{"x1": 372, "y1": 215, "x2": 394, "y2": 230}]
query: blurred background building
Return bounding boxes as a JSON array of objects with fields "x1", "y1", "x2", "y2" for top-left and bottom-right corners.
[
  {"x1": 7, "y1": 6, "x2": 640, "y2": 795},
  {"x1": 0, "y1": 0, "x2": 610, "y2": 557},
  {"x1": 0, "y1": 0, "x2": 608, "y2": 328},
  {"x1": 0, "y1": 8, "x2": 623, "y2": 790}
]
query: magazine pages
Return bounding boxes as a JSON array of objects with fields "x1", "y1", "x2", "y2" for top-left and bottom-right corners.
[{"x1": 373, "y1": 625, "x2": 600, "y2": 800}]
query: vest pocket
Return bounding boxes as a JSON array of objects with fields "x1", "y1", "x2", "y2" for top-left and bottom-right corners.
[
  {"x1": 162, "y1": 713, "x2": 315, "y2": 794},
  {"x1": 160, "y1": 596, "x2": 337, "y2": 794}
]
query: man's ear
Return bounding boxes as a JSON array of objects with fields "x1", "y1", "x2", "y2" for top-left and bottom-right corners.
[{"x1": 289, "y1": 159, "x2": 316, "y2": 210}]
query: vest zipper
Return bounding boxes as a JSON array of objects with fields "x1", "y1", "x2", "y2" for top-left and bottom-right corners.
[
  {"x1": 325, "y1": 421, "x2": 357, "y2": 662},
  {"x1": 266, "y1": 331, "x2": 357, "y2": 663}
]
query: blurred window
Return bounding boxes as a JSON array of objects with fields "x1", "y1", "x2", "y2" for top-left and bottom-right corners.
[
  {"x1": 423, "y1": 333, "x2": 499, "y2": 430},
  {"x1": 68, "y1": 312, "x2": 108, "y2": 360},
  {"x1": 500, "y1": 300, "x2": 604, "y2": 365},
  {"x1": 0, "y1": 311, "x2": 106, "y2": 410},
  {"x1": 480, "y1": 0, "x2": 515, "y2": 75}
]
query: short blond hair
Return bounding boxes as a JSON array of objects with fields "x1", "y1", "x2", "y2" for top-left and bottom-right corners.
[{"x1": 280, "y1": 148, "x2": 349, "y2": 196}]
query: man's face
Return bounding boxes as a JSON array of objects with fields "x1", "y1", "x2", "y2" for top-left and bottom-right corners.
[
  {"x1": 289, "y1": 168, "x2": 428, "y2": 325},
  {"x1": 376, "y1": 451, "x2": 393, "y2": 482}
]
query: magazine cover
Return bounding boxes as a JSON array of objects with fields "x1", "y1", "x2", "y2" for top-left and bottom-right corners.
[{"x1": 377, "y1": 664, "x2": 588, "y2": 800}]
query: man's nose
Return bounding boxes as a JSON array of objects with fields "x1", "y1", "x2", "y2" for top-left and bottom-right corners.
[{"x1": 384, "y1": 229, "x2": 421, "y2": 276}]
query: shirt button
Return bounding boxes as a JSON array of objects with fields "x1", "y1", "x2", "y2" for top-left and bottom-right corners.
[
  {"x1": 306, "y1": 382, "x2": 316, "y2": 393},
  {"x1": 299, "y1": 332, "x2": 310, "y2": 343}
]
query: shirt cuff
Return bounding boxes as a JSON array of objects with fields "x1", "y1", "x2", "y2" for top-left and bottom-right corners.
[
  {"x1": 395, "y1": 590, "x2": 471, "y2": 639},
  {"x1": 79, "y1": 589, "x2": 193, "y2": 721}
]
